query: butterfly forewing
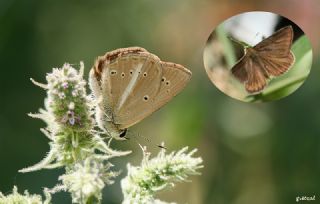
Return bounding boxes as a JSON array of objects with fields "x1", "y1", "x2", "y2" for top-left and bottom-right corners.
[
  {"x1": 114, "y1": 55, "x2": 163, "y2": 129},
  {"x1": 113, "y1": 60, "x2": 191, "y2": 129},
  {"x1": 92, "y1": 48, "x2": 149, "y2": 121},
  {"x1": 258, "y1": 51, "x2": 295, "y2": 76},
  {"x1": 114, "y1": 57, "x2": 192, "y2": 129},
  {"x1": 231, "y1": 56, "x2": 249, "y2": 83},
  {"x1": 254, "y1": 26, "x2": 294, "y2": 77},
  {"x1": 254, "y1": 26, "x2": 293, "y2": 56},
  {"x1": 108, "y1": 54, "x2": 147, "y2": 109}
]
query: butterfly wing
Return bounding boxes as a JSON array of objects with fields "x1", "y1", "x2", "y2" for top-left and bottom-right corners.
[
  {"x1": 257, "y1": 51, "x2": 295, "y2": 77},
  {"x1": 244, "y1": 56, "x2": 268, "y2": 93},
  {"x1": 113, "y1": 54, "x2": 163, "y2": 128},
  {"x1": 91, "y1": 47, "x2": 191, "y2": 129},
  {"x1": 114, "y1": 57, "x2": 191, "y2": 129},
  {"x1": 91, "y1": 47, "x2": 150, "y2": 121},
  {"x1": 152, "y1": 61, "x2": 192, "y2": 109},
  {"x1": 232, "y1": 26, "x2": 294, "y2": 93},
  {"x1": 231, "y1": 53, "x2": 268, "y2": 93},
  {"x1": 253, "y1": 26, "x2": 295, "y2": 76},
  {"x1": 231, "y1": 55, "x2": 249, "y2": 83}
]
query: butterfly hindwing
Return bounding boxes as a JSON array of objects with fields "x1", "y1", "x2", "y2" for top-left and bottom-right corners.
[
  {"x1": 244, "y1": 57, "x2": 268, "y2": 93},
  {"x1": 231, "y1": 55, "x2": 249, "y2": 83}
]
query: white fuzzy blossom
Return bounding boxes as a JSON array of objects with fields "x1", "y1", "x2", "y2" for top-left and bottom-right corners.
[
  {"x1": 45, "y1": 62, "x2": 92, "y2": 130},
  {"x1": 59, "y1": 157, "x2": 119, "y2": 204},
  {"x1": 28, "y1": 62, "x2": 93, "y2": 134},
  {"x1": 121, "y1": 145, "x2": 203, "y2": 204},
  {"x1": 0, "y1": 186, "x2": 51, "y2": 204}
]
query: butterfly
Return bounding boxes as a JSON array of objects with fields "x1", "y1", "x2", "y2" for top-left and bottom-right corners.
[
  {"x1": 89, "y1": 47, "x2": 192, "y2": 139},
  {"x1": 231, "y1": 25, "x2": 295, "y2": 93}
]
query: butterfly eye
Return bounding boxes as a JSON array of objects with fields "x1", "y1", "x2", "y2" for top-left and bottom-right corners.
[
  {"x1": 143, "y1": 95, "x2": 149, "y2": 101},
  {"x1": 119, "y1": 129, "x2": 127, "y2": 138},
  {"x1": 143, "y1": 72, "x2": 148, "y2": 77},
  {"x1": 110, "y1": 70, "x2": 117, "y2": 75}
]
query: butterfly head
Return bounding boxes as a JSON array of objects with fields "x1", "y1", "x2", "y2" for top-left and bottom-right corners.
[
  {"x1": 105, "y1": 125, "x2": 128, "y2": 140},
  {"x1": 119, "y1": 128, "x2": 128, "y2": 138},
  {"x1": 229, "y1": 36, "x2": 251, "y2": 48}
]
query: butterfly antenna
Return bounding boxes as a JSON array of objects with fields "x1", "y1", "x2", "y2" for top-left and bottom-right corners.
[
  {"x1": 254, "y1": 32, "x2": 259, "y2": 40},
  {"x1": 128, "y1": 129, "x2": 150, "y2": 143},
  {"x1": 254, "y1": 32, "x2": 266, "y2": 41},
  {"x1": 123, "y1": 131, "x2": 143, "y2": 148},
  {"x1": 228, "y1": 36, "x2": 250, "y2": 48},
  {"x1": 157, "y1": 144, "x2": 167, "y2": 150},
  {"x1": 127, "y1": 129, "x2": 168, "y2": 150}
]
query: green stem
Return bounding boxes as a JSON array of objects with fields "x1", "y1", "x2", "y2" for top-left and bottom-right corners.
[{"x1": 216, "y1": 25, "x2": 237, "y2": 68}]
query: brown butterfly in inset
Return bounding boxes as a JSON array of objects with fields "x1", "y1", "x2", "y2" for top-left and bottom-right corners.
[{"x1": 231, "y1": 26, "x2": 295, "y2": 94}]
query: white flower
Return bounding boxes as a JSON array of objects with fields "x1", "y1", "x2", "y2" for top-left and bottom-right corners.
[
  {"x1": 0, "y1": 186, "x2": 51, "y2": 204},
  {"x1": 58, "y1": 92, "x2": 66, "y2": 99},
  {"x1": 121, "y1": 145, "x2": 203, "y2": 204},
  {"x1": 59, "y1": 158, "x2": 119, "y2": 204},
  {"x1": 68, "y1": 102, "x2": 75, "y2": 110}
]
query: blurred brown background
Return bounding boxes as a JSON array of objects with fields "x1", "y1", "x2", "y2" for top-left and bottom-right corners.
[{"x1": 0, "y1": 0, "x2": 319, "y2": 203}]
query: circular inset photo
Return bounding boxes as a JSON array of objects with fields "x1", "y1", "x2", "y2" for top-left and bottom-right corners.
[{"x1": 203, "y1": 11, "x2": 312, "y2": 102}]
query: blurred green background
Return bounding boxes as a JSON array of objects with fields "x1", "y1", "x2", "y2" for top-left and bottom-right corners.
[{"x1": 0, "y1": 0, "x2": 319, "y2": 203}]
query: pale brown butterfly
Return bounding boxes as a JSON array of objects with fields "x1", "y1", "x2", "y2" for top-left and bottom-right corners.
[
  {"x1": 89, "y1": 47, "x2": 192, "y2": 140},
  {"x1": 231, "y1": 25, "x2": 295, "y2": 93}
]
